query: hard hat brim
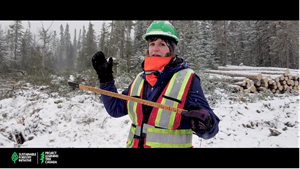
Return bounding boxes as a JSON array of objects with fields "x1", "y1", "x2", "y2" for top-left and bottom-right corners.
[{"x1": 142, "y1": 32, "x2": 179, "y2": 45}]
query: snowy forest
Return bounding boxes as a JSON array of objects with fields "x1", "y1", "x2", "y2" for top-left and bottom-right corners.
[
  {"x1": 0, "y1": 20, "x2": 298, "y2": 85},
  {"x1": 0, "y1": 20, "x2": 299, "y2": 152}
]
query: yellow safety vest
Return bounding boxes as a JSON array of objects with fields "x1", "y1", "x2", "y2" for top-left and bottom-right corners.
[{"x1": 126, "y1": 68, "x2": 195, "y2": 148}]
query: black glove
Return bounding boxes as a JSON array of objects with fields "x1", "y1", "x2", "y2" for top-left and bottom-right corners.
[
  {"x1": 92, "y1": 51, "x2": 114, "y2": 83},
  {"x1": 181, "y1": 106, "x2": 214, "y2": 134}
]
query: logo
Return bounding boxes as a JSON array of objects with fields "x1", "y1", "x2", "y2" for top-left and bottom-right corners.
[
  {"x1": 11, "y1": 152, "x2": 18, "y2": 163},
  {"x1": 9, "y1": 151, "x2": 58, "y2": 165},
  {"x1": 40, "y1": 152, "x2": 45, "y2": 164}
]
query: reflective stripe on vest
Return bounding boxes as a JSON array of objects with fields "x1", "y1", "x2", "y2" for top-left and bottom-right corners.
[
  {"x1": 126, "y1": 123, "x2": 193, "y2": 148},
  {"x1": 126, "y1": 124, "x2": 136, "y2": 148},
  {"x1": 127, "y1": 72, "x2": 144, "y2": 126},
  {"x1": 146, "y1": 127, "x2": 193, "y2": 148},
  {"x1": 152, "y1": 68, "x2": 194, "y2": 129},
  {"x1": 126, "y1": 68, "x2": 194, "y2": 148}
]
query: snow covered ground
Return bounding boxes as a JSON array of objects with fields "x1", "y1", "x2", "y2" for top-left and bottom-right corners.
[
  {"x1": 201, "y1": 90, "x2": 299, "y2": 148},
  {"x1": 0, "y1": 76, "x2": 299, "y2": 148}
]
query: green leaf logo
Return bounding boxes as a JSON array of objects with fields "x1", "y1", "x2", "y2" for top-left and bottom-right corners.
[
  {"x1": 40, "y1": 152, "x2": 45, "y2": 164},
  {"x1": 11, "y1": 152, "x2": 18, "y2": 163}
]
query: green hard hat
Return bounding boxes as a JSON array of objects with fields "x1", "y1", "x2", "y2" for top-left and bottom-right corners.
[{"x1": 142, "y1": 21, "x2": 180, "y2": 45}]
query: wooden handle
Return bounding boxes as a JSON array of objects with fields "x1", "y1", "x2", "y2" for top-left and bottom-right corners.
[{"x1": 68, "y1": 82, "x2": 186, "y2": 114}]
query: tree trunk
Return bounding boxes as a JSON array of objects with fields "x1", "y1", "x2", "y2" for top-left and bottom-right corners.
[{"x1": 206, "y1": 70, "x2": 263, "y2": 80}]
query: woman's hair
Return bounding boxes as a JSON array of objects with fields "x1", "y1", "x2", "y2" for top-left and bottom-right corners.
[{"x1": 143, "y1": 35, "x2": 178, "y2": 57}]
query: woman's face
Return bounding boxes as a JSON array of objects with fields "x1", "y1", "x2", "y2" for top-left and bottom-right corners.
[{"x1": 148, "y1": 38, "x2": 170, "y2": 57}]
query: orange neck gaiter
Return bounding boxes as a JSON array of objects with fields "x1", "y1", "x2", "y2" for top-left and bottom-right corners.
[{"x1": 144, "y1": 56, "x2": 174, "y2": 86}]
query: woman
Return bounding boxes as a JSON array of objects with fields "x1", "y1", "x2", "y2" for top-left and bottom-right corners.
[{"x1": 92, "y1": 21, "x2": 219, "y2": 148}]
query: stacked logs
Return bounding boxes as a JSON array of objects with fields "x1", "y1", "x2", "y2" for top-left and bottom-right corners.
[{"x1": 206, "y1": 67, "x2": 299, "y2": 94}]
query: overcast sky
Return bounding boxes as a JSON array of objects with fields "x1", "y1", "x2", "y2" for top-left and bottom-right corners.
[{"x1": 0, "y1": 20, "x2": 107, "y2": 41}]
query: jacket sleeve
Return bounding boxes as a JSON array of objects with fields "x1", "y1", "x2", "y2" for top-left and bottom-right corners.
[
  {"x1": 184, "y1": 74, "x2": 220, "y2": 139},
  {"x1": 100, "y1": 80, "x2": 130, "y2": 118}
]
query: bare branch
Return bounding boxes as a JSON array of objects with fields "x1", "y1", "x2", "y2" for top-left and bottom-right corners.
[{"x1": 46, "y1": 21, "x2": 54, "y2": 32}]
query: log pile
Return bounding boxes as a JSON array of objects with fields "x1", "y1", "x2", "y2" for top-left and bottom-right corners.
[{"x1": 206, "y1": 66, "x2": 299, "y2": 94}]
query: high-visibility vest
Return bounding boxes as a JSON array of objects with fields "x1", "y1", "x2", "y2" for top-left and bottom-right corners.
[{"x1": 126, "y1": 68, "x2": 194, "y2": 148}]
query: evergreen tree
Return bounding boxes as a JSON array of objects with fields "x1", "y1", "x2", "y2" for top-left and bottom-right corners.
[
  {"x1": 72, "y1": 29, "x2": 78, "y2": 68},
  {"x1": 20, "y1": 27, "x2": 33, "y2": 70},
  {"x1": 0, "y1": 20, "x2": 299, "y2": 85},
  {"x1": 77, "y1": 29, "x2": 82, "y2": 52},
  {"x1": 198, "y1": 21, "x2": 218, "y2": 69},
  {"x1": 77, "y1": 26, "x2": 86, "y2": 70},
  {"x1": 98, "y1": 22, "x2": 109, "y2": 55},
  {"x1": 121, "y1": 21, "x2": 133, "y2": 74},
  {"x1": 50, "y1": 30, "x2": 59, "y2": 69},
  {"x1": 0, "y1": 25, "x2": 8, "y2": 72},
  {"x1": 254, "y1": 21, "x2": 276, "y2": 67},
  {"x1": 128, "y1": 21, "x2": 151, "y2": 76},
  {"x1": 84, "y1": 22, "x2": 97, "y2": 67},
  {"x1": 81, "y1": 26, "x2": 86, "y2": 51},
  {"x1": 107, "y1": 21, "x2": 116, "y2": 58},
  {"x1": 211, "y1": 21, "x2": 229, "y2": 66},
  {"x1": 7, "y1": 21, "x2": 24, "y2": 68},
  {"x1": 175, "y1": 21, "x2": 198, "y2": 67},
  {"x1": 267, "y1": 21, "x2": 299, "y2": 68},
  {"x1": 184, "y1": 21, "x2": 201, "y2": 70},
  {"x1": 77, "y1": 23, "x2": 96, "y2": 69},
  {"x1": 132, "y1": 20, "x2": 153, "y2": 56},
  {"x1": 58, "y1": 24, "x2": 65, "y2": 69},
  {"x1": 64, "y1": 23, "x2": 73, "y2": 69},
  {"x1": 228, "y1": 21, "x2": 256, "y2": 66}
]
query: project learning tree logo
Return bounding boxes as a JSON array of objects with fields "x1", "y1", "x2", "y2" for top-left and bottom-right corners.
[
  {"x1": 11, "y1": 152, "x2": 18, "y2": 163},
  {"x1": 40, "y1": 152, "x2": 45, "y2": 164}
]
